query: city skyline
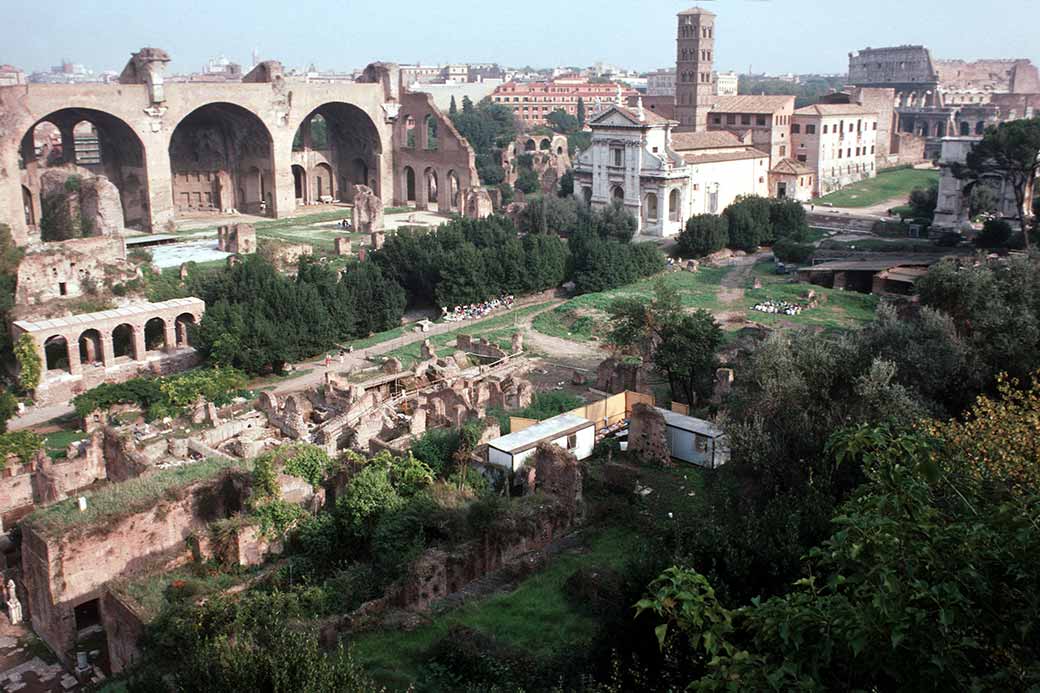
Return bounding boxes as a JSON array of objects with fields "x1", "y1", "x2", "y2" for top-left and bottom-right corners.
[{"x1": 4, "y1": 0, "x2": 1038, "y2": 77}]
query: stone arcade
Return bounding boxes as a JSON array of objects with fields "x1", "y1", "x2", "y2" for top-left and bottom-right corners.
[{"x1": 1, "y1": 50, "x2": 486, "y2": 246}]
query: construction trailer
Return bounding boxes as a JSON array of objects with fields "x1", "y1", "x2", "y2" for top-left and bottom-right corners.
[
  {"x1": 486, "y1": 413, "x2": 596, "y2": 473},
  {"x1": 657, "y1": 407, "x2": 729, "y2": 468}
]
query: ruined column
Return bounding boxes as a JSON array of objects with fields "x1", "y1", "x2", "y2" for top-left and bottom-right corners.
[{"x1": 58, "y1": 123, "x2": 76, "y2": 166}]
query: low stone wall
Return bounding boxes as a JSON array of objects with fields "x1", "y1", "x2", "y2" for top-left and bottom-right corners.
[{"x1": 33, "y1": 350, "x2": 202, "y2": 407}]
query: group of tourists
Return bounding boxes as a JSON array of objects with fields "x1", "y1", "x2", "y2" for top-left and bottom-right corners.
[
  {"x1": 751, "y1": 299, "x2": 805, "y2": 316},
  {"x1": 441, "y1": 295, "x2": 516, "y2": 322}
]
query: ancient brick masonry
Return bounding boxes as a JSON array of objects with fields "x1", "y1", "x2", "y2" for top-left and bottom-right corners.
[
  {"x1": 627, "y1": 403, "x2": 672, "y2": 466},
  {"x1": 1, "y1": 51, "x2": 487, "y2": 245}
]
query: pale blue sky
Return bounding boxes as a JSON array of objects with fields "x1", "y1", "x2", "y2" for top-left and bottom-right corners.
[{"x1": 4, "y1": 0, "x2": 1038, "y2": 76}]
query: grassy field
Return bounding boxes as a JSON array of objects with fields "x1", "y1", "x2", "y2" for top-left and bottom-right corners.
[
  {"x1": 532, "y1": 268, "x2": 730, "y2": 342},
  {"x1": 533, "y1": 263, "x2": 879, "y2": 341},
  {"x1": 43, "y1": 428, "x2": 87, "y2": 459},
  {"x1": 379, "y1": 303, "x2": 551, "y2": 368},
  {"x1": 744, "y1": 266, "x2": 879, "y2": 330},
  {"x1": 818, "y1": 238, "x2": 937, "y2": 253},
  {"x1": 351, "y1": 525, "x2": 642, "y2": 690},
  {"x1": 815, "y1": 167, "x2": 939, "y2": 208}
]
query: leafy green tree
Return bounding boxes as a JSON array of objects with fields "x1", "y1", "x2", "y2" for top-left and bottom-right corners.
[
  {"x1": 591, "y1": 200, "x2": 638, "y2": 242},
  {"x1": 517, "y1": 195, "x2": 579, "y2": 235},
  {"x1": 767, "y1": 197, "x2": 810, "y2": 241},
  {"x1": 461, "y1": 95, "x2": 474, "y2": 113},
  {"x1": 0, "y1": 389, "x2": 17, "y2": 433},
  {"x1": 608, "y1": 282, "x2": 722, "y2": 404},
  {"x1": 640, "y1": 422, "x2": 1040, "y2": 691},
  {"x1": 974, "y1": 218, "x2": 1012, "y2": 248},
  {"x1": 14, "y1": 334, "x2": 41, "y2": 393},
  {"x1": 908, "y1": 181, "x2": 939, "y2": 220},
  {"x1": 723, "y1": 196, "x2": 771, "y2": 251},
  {"x1": 567, "y1": 131, "x2": 592, "y2": 156},
  {"x1": 956, "y1": 117, "x2": 1040, "y2": 246},
  {"x1": 558, "y1": 170, "x2": 574, "y2": 198},
  {"x1": 771, "y1": 237, "x2": 814, "y2": 264},
  {"x1": 676, "y1": 214, "x2": 728, "y2": 257},
  {"x1": 546, "y1": 109, "x2": 580, "y2": 135},
  {"x1": 515, "y1": 168, "x2": 541, "y2": 194}
]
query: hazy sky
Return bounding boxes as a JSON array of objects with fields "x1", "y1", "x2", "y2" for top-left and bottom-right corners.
[{"x1": 4, "y1": 0, "x2": 1038, "y2": 76}]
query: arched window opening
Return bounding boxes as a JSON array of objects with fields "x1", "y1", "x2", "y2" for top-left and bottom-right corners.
[
  {"x1": 612, "y1": 186, "x2": 624, "y2": 202},
  {"x1": 669, "y1": 189, "x2": 681, "y2": 222},
  {"x1": 405, "y1": 116, "x2": 417, "y2": 149},
  {"x1": 44, "y1": 336, "x2": 70, "y2": 372},
  {"x1": 525, "y1": 139, "x2": 537, "y2": 152},
  {"x1": 144, "y1": 318, "x2": 166, "y2": 352},
  {"x1": 404, "y1": 167, "x2": 416, "y2": 203},
  {"x1": 425, "y1": 115, "x2": 438, "y2": 151},
  {"x1": 175, "y1": 313, "x2": 196, "y2": 347},
  {"x1": 78, "y1": 329, "x2": 102, "y2": 366},
  {"x1": 72, "y1": 121, "x2": 101, "y2": 167},
  {"x1": 112, "y1": 324, "x2": 135, "y2": 360}
]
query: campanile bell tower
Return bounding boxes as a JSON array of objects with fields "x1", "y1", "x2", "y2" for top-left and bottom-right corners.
[{"x1": 675, "y1": 7, "x2": 715, "y2": 131}]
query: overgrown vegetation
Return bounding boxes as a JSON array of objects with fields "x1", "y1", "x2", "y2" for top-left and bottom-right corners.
[{"x1": 71, "y1": 367, "x2": 247, "y2": 419}]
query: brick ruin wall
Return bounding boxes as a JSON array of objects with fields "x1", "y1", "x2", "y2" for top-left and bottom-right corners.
[
  {"x1": 935, "y1": 59, "x2": 1040, "y2": 94},
  {"x1": 20, "y1": 469, "x2": 251, "y2": 667},
  {"x1": 848, "y1": 46, "x2": 938, "y2": 86}
]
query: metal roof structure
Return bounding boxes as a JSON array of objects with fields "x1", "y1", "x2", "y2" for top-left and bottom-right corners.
[{"x1": 487, "y1": 413, "x2": 593, "y2": 454}]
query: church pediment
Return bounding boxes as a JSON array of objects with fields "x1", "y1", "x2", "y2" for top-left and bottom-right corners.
[{"x1": 591, "y1": 107, "x2": 642, "y2": 128}]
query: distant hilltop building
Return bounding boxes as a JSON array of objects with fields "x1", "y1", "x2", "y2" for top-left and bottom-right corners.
[{"x1": 0, "y1": 65, "x2": 26, "y2": 87}]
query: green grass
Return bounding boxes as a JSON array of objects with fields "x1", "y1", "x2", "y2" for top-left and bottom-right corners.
[
  {"x1": 816, "y1": 168, "x2": 939, "y2": 208},
  {"x1": 351, "y1": 525, "x2": 642, "y2": 689},
  {"x1": 742, "y1": 280, "x2": 879, "y2": 330},
  {"x1": 818, "y1": 238, "x2": 937, "y2": 253},
  {"x1": 24, "y1": 457, "x2": 249, "y2": 538},
  {"x1": 380, "y1": 303, "x2": 550, "y2": 369},
  {"x1": 43, "y1": 428, "x2": 87, "y2": 459},
  {"x1": 111, "y1": 563, "x2": 258, "y2": 622},
  {"x1": 533, "y1": 269, "x2": 729, "y2": 343}
]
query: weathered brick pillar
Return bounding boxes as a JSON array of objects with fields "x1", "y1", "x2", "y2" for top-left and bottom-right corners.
[
  {"x1": 99, "y1": 334, "x2": 114, "y2": 368},
  {"x1": 163, "y1": 320, "x2": 177, "y2": 352},
  {"x1": 131, "y1": 326, "x2": 147, "y2": 361},
  {"x1": 65, "y1": 334, "x2": 81, "y2": 375}
]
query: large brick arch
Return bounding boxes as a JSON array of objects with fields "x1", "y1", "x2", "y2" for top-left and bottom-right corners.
[{"x1": 288, "y1": 102, "x2": 385, "y2": 206}]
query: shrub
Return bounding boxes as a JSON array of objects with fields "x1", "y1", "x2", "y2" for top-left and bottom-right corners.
[
  {"x1": 336, "y1": 464, "x2": 402, "y2": 537},
  {"x1": 772, "y1": 238, "x2": 815, "y2": 265},
  {"x1": 411, "y1": 428, "x2": 462, "y2": 477},
  {"x1": 975, "y1": 218, "x2": 1012, "y2": 248},
  {"x1": 14, "y1": 334, "x2": 41, "y2": 393},
  {"x1": 676, "y1": 214, "x2": 728, "y2": 257},
  {"x1": 0, "y1": 431, "x2": 44, "y2": 468}
]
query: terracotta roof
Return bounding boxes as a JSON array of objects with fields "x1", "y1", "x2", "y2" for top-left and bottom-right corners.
[
  {"x1": 670, "y1": 130, "x2": 745, "y2": 151},
  {"x1": 795, "y1": 103, "x2": 878, "y2": 117},
  {"x1": 771, "y1": 158, "x2": 814, "y2": 175},
  {"x1": 709, "y1": 95, "x2": 795, "y2": 114},
  {"x1": 682, "y1": 148, "x2": 769, "y2": 165},
  {"x1": 679, "y1": 6, "x2": 715, "y2": 15}
]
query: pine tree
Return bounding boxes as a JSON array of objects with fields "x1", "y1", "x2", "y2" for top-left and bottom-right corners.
[
  {"x1": 449, "y1": 96, "x2": 458, "y2": 116},
  {"x1": 576, "y1": 97, "x2": 586, "y2": 126}
]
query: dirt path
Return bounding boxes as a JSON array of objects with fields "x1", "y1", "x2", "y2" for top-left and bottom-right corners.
[
  {"x1": 716, "y1": 254, "x2": 763, "y2": 304},
  {"x1": 521, "y1": 328, "x2": 604, "y2": 366}
]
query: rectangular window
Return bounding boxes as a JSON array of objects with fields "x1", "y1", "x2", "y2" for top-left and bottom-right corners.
[
  {"x1": 567, "y1": 433, "x2": 577, "y2": 449},
  {"x1": 713, "y1": 116, "x2": 722, "y2": 125},
  {"x1": 822, "y1": 125, "x2": 828, "y2": 134},
  {"x1": 806, "y1": 124, "x2": 816, "y2": 134},
  {"x1": 838, "y1": 148, "x2": 843, "y2": 159},
  {"x1": 58, "y1": 282, "x2": 67, "y2": 296},
  {"x1": 726, "y1": 114, "x2": 736, "y2": 125},
  {"x1": 741, "y1": 115, "x2": 751, "y2": 125},
  {"x1": 792, "y1": 123, "x2": 801, "y2": 134},
  {"x1": 797, "y1": 154, "x2": 807, "y2": 162},
  {"x1": 612, "y1": 148, "x2": 624, "y2": 167},
  {"x1": 694, "y1": 434, "x2": 708, "y2": 454},
  {"x1": 756, "y1": 115, "x2": 766, "y2": 126},
  {"x1": 780, "y1": 145, "x2": 786, "y2": 156}
]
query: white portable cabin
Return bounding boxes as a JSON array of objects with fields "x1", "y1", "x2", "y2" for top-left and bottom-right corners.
[
  {"x1": 486, "y1": 413, "x2": 596, "y2": 473},
  {"x1": 657, "y1": 407, "x2": 729, "y2": 468}
]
